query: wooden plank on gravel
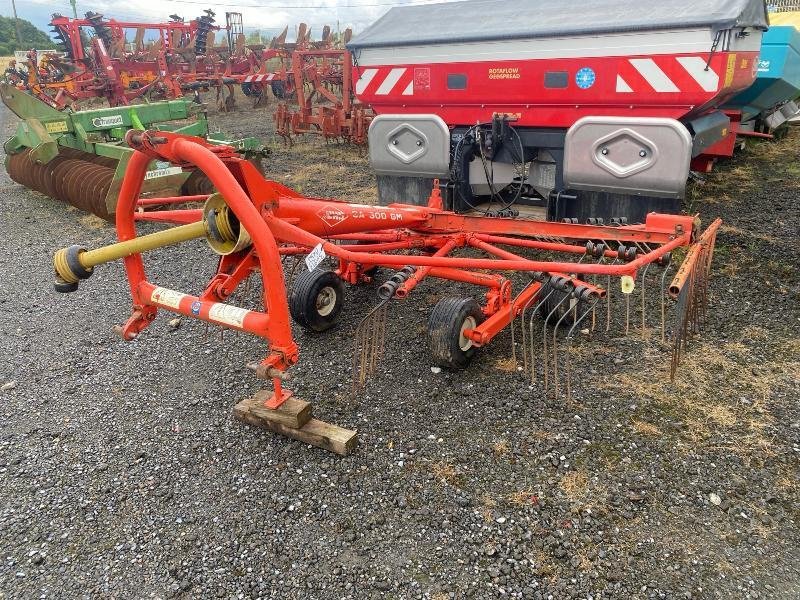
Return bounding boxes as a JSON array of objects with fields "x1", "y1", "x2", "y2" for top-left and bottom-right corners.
[
  {"x1": 233, "y1": 397, "x2": 357, "y2": 456},
  {"x1": 234, "y1": 392, "x2": 312, "y2": 429}
]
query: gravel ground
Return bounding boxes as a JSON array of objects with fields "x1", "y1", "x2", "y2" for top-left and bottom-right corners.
[{"x1": 0, "y1": 97, "x2": 798, "y2": 600}]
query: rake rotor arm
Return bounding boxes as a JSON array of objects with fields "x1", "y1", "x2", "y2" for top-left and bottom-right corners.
[
  {"x1": 669, "y1": 218, "x2": 722, "y2": 299},
  {"x1": 266, "y1": 216, "x2": 690, "y2": 279}
]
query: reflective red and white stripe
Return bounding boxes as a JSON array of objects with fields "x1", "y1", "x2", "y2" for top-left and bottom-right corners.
[
  {"x1": 355, "y1": 67, "x2": 414, "y2": 96},
  {"x1": 357, "y1": 55, "x2": 722, "y2": 98},
  {"x1": 616, "y1": 56, "x2": 719, "y2": 94},
  {"x1": 243, "y1": 73, "x2": 277, "y2": 83}
]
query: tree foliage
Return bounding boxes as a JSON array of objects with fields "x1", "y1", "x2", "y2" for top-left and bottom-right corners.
[{"x1": 0, "y1": 16, "x2": 56, "y2": 56}]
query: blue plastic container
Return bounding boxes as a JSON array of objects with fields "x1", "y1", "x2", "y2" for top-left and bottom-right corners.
[{"x1": 727, "y1": 25, "x2": 800, "y2": 120}]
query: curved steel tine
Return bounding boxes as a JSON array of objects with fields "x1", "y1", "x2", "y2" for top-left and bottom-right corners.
[
  {"x1": 352, "y1": 298, "x2": 390, "y2": 392},
  {"x1": 542, "y1": 293, "x2": 572, "y2": 394},
  {"x1": 564, "y1": 298, "x2": 599, "y2": 403},
  {"x1": 659, "y1": 254, "x2": 673, "y2": 343},
  {"x1": 551, "y1": 300, "x2": 575, "y2": 400},
  {"x1": 635, "y1": 242, "x2": 653, "y2": 339},
  {"x1": 606, "y1": 252, "x2": 620, "y2": 332},
  {"x1": 517, "y1": 280, "x2": 538, "y2": 375},
  {"x1": 528, "y1": 288, "x2": 556, "y2": 383},
  {"x1": 510, "y1": 280, "x2": 534, "y2": 370},
  {"x1": 670, "y1": 274, "x2": 690, "y2": 379}
]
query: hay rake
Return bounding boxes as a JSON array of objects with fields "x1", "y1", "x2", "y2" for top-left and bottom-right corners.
[{"x1": 52, "y1": 131, "x2": 721, "y2": 453}]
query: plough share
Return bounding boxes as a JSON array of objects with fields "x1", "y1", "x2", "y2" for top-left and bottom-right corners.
[{"x1": 53, "y1": 132, "x2": 722, "y2": 454}]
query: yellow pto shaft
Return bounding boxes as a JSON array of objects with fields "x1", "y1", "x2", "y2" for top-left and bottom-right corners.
[{"x1": 54, "y1": 220, "x2": 208, "y2": 292}]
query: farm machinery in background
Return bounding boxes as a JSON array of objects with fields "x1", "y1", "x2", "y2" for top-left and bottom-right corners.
[
  {"x1": 28, "y1": 10, "x2": 283, "y2": 111},
  {"x1": 50, "y1": 130, "x2": 721, "y2": 453},
  {"x1": 1, "y1": 82, "x2": 268, "y2": 221},
  {"x1": 272, "y1": 25, "x2": 374, "y2": 144},
  {"x1": 26, "y1": 9, "x2": 365, "y2": 131},
  {"x1": 347, "y1": 0, "x2": 769, "y2": 223}
]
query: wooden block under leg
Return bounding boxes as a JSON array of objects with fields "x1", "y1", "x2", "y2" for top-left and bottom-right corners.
[
  {"x1": 233, "y1": 396, "x2": 358, "y2": 456},
  {"x1": 234, "y1": 391, "x2": 312, "y2": 429}
]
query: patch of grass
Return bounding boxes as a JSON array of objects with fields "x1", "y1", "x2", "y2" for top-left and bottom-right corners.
[
  {"x1": 491, "y1": 439, "x2": 510, "y2": 457},
  {"x1": 493, "y1": 357, "x2": 517, "y2": 372},
  {"x1": 631, "y1": 420, "x2": 662, "y2": 437},
  {"x1": 507, "y1": 489, "x2": 535, "y2": 507},
  {"x1": 430, "y1": 461, "x2": 462, "y2": 487},
  {"x1": 559, "y1": 470, "x2": 589, "y2": 502}
]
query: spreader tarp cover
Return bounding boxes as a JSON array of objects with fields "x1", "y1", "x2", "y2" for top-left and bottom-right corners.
[{"x1": 348, "y1": 0, "x2": 769, "y2": 49}]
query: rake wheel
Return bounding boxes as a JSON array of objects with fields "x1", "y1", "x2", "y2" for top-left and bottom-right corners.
[
  {"x1": 289, "y1": 269, "x2": 345, "y2": 332},
  {"x1": 428, "y1": 297, "x2": 485, "y2": 369},
  {"x1": 538, "y1": 279, "x2": 581, "y2": 325}
]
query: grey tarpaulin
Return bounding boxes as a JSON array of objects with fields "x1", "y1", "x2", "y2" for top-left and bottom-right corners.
[{"x1": 347, "y1": 0, "x2": 769, "y2": 50}]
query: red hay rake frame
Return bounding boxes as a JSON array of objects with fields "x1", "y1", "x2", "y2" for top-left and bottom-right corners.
[{"x1": 76, "y1": 131, "x2": 718, "y2": 410}]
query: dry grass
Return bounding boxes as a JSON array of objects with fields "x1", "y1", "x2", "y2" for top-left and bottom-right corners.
[
  {"x1": 719, "y1": 224, "x2": 779, "y2": 245},
  {"x1": 601, "y1": 335, "x2": 797, "y2": 461},
  {"x1": 532, "y1": 549, "x2": 557, "y2": 577},
  {"x1": 507, "y1": 490, "x2": 535, "y2": 507},
  {"x1": 479, "y1": 493, "x2": 496, "y2": 522},
  {"x1": 430, "y1": 461, "x2": 461, "y2": 487},
  {"x1": 491, "y1": 439, "x2": 510, "y2": 457},
  {"x1": 631, "y1": 419, "x2": 662, "y2": 436},
  {"x1": 559, "y1": 470, "x2": 590, "y2": 502},
  {"x1": 493, "y1": 357, "x2": 518, "y2": 372}
]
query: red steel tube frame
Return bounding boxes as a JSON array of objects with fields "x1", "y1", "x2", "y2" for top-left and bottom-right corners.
[{"x1": 115, "y1": 140, "x2": 298, "y2": 371}]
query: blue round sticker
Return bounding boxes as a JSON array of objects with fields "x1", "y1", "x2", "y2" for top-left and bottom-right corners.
[
  {"x1": 190, "y1": 300, "x2": 202, "y2": 315},
  {"x1": 575, "y1": 67, "x2": 596, "y2": 89}
]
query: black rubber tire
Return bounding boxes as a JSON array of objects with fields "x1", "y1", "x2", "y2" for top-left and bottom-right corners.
[
  {"x1": 289, "y1": 269, "x2": 345, "y2": 332},
  {"x1": 428, "y1": 297, "x2": 485, "y2": 369},
  {"x1": 538, "y1": 280, "x2": 579, "y2": 325}
]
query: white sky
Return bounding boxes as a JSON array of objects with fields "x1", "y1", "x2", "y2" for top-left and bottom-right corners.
[{"x1": 10, "y1": 0, "x2": 451, "y2": 38}]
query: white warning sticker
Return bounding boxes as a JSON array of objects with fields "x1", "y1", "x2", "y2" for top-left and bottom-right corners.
[
  {"x1": 304, "y1": 243, "x2": 326, "y2": 272},
  {"x1": 208, "y1": 303, "x2": 251, "y2": 328},
  {"x1": 145, "y1": 166, "x2": 183, "y2": 180},
  {"x1": 150, "y1": 287, "x2": 186, "y2": 309}
]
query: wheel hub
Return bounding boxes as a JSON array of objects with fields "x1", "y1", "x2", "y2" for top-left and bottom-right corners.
[
  {"x1": 316, "y1": 286, "x2": 337, "y2": 316},
  {"x1": 458, "y1": 316, "x2": 477, "y2": 351}
]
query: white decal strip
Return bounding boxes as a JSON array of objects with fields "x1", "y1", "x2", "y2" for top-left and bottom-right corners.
[
  {"x1": 616, "y1": 75, "x2": 633, "y2": 93},
  {"x1": 375, "y1": 68, "x2": 406, "y2": 95},
  {"x1": 150, "y1": 287, "x2": 186, "y2": 309},
  {"x1": 629, "y1": 58, "x2": 680, "y2": 93},
  {"x1": 676, "y1": 56, "x2": 719, "y2": 92},
  {"x1": 209, "y1": 303, "x2": 251, "y2": 329},
  {"x1": 355, "y1": 68, "x2": 378, "y2": 95},
  {"x1": 401, "y1": 81, "x2": 414, "y2": 96}
]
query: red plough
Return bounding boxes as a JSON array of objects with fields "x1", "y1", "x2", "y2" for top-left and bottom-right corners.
[{"x1": 53, "y1": 132, "x2": 722, "y2": 453}]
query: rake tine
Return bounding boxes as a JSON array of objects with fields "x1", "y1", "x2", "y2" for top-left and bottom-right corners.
[
  {"x1": 513, "y1": 280, "x2": 536, "y2": 372},
  {"x1": 542, "y1": 292, "x2": 572, "y2": 394},
  {"x1": 528, "y1": 288, "x2": 556, "y2": 383},
  {"x1": 625, "y1": 291, "x2": 631, "y2": 336},
  {"x1": 352, "y1": 300, "x2": 390, "y2": 391},
  {"x1": 659, "y1": 255, "x2": 673, "y2": 344},
  {"x1": 551, "y1": 301, "x2": 574, "y2": 400},
  {"x1": 670, "y1": 272, "x2": 694, "y2": 380},
  {"x1": 635, "y1": 242, "x2": 653, "y2": 339},
  {"x1": 639, "y1": 263, "x2": 650, "y2": 339},
  {"x1": 605, "y1": 253, "x2": 620, "y2": 332},
  {"x1": 564, "y1": 298, "x2": 599, "y2": 403}
]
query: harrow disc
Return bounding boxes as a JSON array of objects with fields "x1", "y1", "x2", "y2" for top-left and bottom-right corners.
[{"x1": 6, "y1": 150, "x2": 115, "y2": 221}]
